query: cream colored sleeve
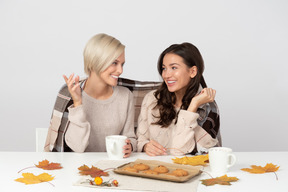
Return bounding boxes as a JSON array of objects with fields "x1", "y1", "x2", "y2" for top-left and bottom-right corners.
[
  {"x1": 121, "y1": 91, "x2": 137, "y2": 152},
  {"x1": 136, "y1": 92, "x2": 153, "y2": 152},
  {"x1": 64, "y1": 105, "x2": 91, "y2": 152},
  {"x1": 170, "y1": 110, "x2": 218, "y2": 155}
]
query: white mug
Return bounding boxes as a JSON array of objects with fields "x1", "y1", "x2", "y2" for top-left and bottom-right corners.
[
  {"x1": 105, "y1": 135, "x2": 127, "y2": 160},
  {"x1": 208, "y1": 147, "x2": 236, "y2": 176}
]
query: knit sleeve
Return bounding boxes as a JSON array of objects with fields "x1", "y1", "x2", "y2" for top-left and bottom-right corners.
[
  {"x1": 170, "y1": 110, "x2": 218, "y2": 155},
  {"x1": 120, "y1": 90, "x2": 137, "y2": 152},
  {"x1": 64, "y1": 105, "x2": 91, "y2": 152},
  {"x1": 136, "y1": 91, "x2": 155, "y2": 152}
]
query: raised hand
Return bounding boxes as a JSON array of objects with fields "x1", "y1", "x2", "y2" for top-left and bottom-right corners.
[
  {"x1": 63, "y1": 73, "x2": 82, "y2": 107},
  {"x1": 144, "y1": 140, "x2": 167, "y2": 156},
  {"x1": 188, "y1": 88, "x2": 216, "y2": 112}
]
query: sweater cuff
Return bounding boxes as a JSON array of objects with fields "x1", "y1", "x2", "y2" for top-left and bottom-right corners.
[
  {"x1": 68, "y1": 105, "x2": 86, "y2": 123},
  {"x1": 137, "y1": 141, "x2": 149, "y2": 152},
  {"x1": 178, "y1": 110, "x2": 200, "y2": 129}
]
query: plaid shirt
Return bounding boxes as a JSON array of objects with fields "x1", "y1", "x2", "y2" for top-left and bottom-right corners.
[{"x1": 44, "y1": 78, "x2": 221, "y2": 152}]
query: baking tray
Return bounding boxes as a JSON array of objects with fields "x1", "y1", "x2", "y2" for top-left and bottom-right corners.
[{"x1": 113, "y1": 159, "x2": 202, "y2": 183}]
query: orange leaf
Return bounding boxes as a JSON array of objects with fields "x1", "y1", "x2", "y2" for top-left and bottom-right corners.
[
  {"x1": 201, "y1": 174, "x2": 239, "y2": 186},
  {"x1": 172, "y1": 154, "x2": 209, "y2": 166},
  {"x1": 35, "y1": 159, "x2": 63, "y2": 170},
  {"x1": 241, "y1": 163, "x2": 280, "y2": 174},
  {"x1": 78, "y1": 165, "x2": 109, "y2": 177},
  {"x1": 15, "y1": 173, "x2": 54, "y2": 185}
]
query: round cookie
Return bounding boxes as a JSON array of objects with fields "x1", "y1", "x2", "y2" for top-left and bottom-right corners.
[
  {"x1": 123, "y1": 166, "x2": 138, "y2": 173},
  {"x1": 133, "y1": 163, "x2": 150, "y2": 171},
  {"x1": 153, "y1": 165, "x2": 169, "y2": 173},
  {"x1": 171, "y1": 169, "x2": 188, "y2": 177},
  {"x1": 142, "y1": 170, "x2": 159, "y2": 175}
]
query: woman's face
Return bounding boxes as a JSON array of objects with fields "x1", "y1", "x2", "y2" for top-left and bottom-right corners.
[
  {"x1": 162, "y1": 53, "x2": 196, "y2": 95},
  {"x1": 100, "y1": 51, "x2": 125, "y2": 87}
]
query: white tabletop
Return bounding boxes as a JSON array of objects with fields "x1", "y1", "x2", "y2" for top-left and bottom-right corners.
[{"x1": 0, "y1": 151, "x2": 287, "y2": 192}]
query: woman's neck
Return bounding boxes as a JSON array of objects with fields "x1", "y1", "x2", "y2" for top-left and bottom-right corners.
[
  {"x1": 84, "y1": 72, "x2": 113, "y2": 100},
  {"x1": 174, "y1": 88, "x2": 187, "y2": 108}
]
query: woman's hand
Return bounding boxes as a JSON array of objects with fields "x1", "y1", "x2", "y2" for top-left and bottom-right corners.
[
  {"x1": 123, "y1": 139, "x2": 132, "y2": 158},
  {"x1": 63, "y1": 73, "x2": 82, "y2": 107},
  {"x1": 143, "y1": 140, "x2": 167, "y2": 156},
  {"x1": 188, "y1": 88, "x2": 216, "y2": 112}
]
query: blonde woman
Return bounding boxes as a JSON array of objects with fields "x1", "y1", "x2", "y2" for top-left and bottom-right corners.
[{"x1": 45, "y1": 33, "x2": 136, "y2": 157}]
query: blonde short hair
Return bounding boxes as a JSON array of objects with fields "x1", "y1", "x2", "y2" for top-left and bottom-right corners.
[{"x1": 83, "y1": 33, "x2": 125, "y2": 75}]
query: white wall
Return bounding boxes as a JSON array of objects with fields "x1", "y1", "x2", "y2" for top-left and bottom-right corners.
[{"x1": 1, "y1": 0, "x2": 287, "y2": 152}]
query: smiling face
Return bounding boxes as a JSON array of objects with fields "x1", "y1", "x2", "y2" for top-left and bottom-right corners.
[
  {"x1": 162, "y1": 53, "x2": 197, "y2": 95},
  {"x1": 99, "y1": 51, "x2": 125, "y2": 86}
]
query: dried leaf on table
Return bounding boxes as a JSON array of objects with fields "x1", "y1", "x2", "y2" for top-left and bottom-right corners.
[
  {"x1": 241, "y1": 163, "x2": 280, "y2": 174},
  {"x1": 172, "y1": 154, "x2": 209, "y2": 166},
  {"x1": 78, "y1": 165, "x2": 109, "y2": 177},
  {"x1": 241, "y1": 163, "x2": 280, "y2": 180},
  {"x1": 15, "y1": 172, "x2": 54, "y2": 185},
  {"x1": 35, "y1": 159, "x2": 63, "y2": 170},
  {"x1": 201, "y1": 174, "x2": 239, "y2": 186},
  {"x1": 18, "y1": 159, "x2": 63, "y2": 173}
]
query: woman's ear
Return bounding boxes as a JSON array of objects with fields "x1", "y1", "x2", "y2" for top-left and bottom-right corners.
[{"x1": 190, "y1": 66, "x2": 197, "y2": 78}]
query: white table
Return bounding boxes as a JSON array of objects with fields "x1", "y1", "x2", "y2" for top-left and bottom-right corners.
[{"x1": 0, "y1": 152, "x2": 287, "y2": 192}]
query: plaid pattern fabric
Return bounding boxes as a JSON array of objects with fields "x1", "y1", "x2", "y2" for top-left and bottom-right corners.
[
  {"x1": 197, "y1": 101, "x2": 222, "y2": 146},
  {"x1": 44, "y1": 77, "x2": 221, "y2": 152},
  {"x1": 44, "y1": 77, "x2": 161, "y2": 152}
]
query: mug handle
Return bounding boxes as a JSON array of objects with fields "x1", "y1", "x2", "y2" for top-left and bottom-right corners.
[{"x1": 227, "y1": 154, "x2": 236, "y2": 168}]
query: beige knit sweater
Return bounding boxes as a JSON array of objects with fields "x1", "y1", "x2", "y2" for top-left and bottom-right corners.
[
  {"x1": 136, "y1": 90, "x2": 218, "y2": 155},
  {"x1": 65, "y1": 86, "x2": 137, "y2": 152}
]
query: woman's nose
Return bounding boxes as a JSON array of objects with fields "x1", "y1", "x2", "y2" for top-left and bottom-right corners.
[
  {"x1": 117, "y1": 64, "x2": 123, "y2": 74},
  {"x1": 162, "y1": 69, "x2": 171, "y2": 79}
]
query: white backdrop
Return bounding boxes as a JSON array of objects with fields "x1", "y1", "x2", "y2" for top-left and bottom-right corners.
[{"x1": 1, "y1": 0, "x2": 287, "y2": 152}]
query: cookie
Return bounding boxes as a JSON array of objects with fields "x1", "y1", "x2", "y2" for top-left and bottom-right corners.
[
  {"x1": 123, "y1": 166, "x2": 138, "y2": 173},
  {"x1": 171, "y1": 169, "x2": 188, "y2": 177},
  {"x1": 153, "y1": 165, "x2": 169, "y2": 173},
  {"x1": 133, "y1": 163, "x2": 150, "y2": 171},
  {"x1": 142, "y1": 170, "x2": 159, "y2": 175}
]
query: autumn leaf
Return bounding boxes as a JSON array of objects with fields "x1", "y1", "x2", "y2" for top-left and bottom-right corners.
[
  {"x1": 201, "y1": 174, "x2": 239, "y2": 186},
  {"x1": 18, "y1": 159, "x2": 63, "y2": 173},
  {"x1": 172, "y1": 154, "x2": 209, "y2": 166},
  {"x1": 241, "y1": 163, "x2": 280, "y2": 180},
  {"x1": 35, "y1": 159, "x2": 63, "y2": 170},
  {"x1": 15, "y1": 173, "x2": 54, "y2": 185},
  {"x1": 78, "y1": 165, "x2": 109, "y2": 177},
  {"x1": 241, "y1": 163, "x2": 279, "y2": 174}
]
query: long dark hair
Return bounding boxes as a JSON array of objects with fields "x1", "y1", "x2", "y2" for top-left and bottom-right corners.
[{"x1": 154, "y1": 42, "x2": 207, "y2": 127}]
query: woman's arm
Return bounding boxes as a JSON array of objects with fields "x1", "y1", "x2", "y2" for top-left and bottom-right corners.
[
  {"x1": 170, "y1": 110, "x2": 218, "y2": 155},
  {"x1": 121, "y1": 91, "x2": 137, "y2": 156},
  {"x1": 136, "y1": 92, "x2": 152, "y2": 152},
  {"x1": 136, "y1": 91, "x2": 166, "y2": 156},
  {"x1": 64, "y1": 105, "x2": 91, "y2": 152}
]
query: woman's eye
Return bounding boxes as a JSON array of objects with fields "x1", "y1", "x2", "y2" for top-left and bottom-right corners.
[
  {"x1": 172, "y1": 66, "x2": 177, "y2": 70},
  {"x1": 112, "y1": 61, "x2": 117, "y2": 65}
]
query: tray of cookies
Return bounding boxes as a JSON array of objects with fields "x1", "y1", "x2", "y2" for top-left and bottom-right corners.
[{"x1": 113, "y1": 159, "x2": 202, "y2": 182}]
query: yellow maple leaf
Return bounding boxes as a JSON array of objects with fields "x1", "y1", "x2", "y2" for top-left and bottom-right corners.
[
  {"x1": 172, "y1": 154, "x2": 209, "y2": 166},
  {"x1": 241, "y1": 163, "x2": 280, "y2": 174},
  {"x1": 15, "y1": 173, "x2": 54, "y2": 185},
  {"x1": 201, "y1": 174, "x2": 239, "y2": 186}
]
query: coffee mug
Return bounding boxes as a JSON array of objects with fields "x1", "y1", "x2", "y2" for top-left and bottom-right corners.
[
  {"x1": 105, "y1": 135, "x2": 127, "y2": 160},
  {"x1": 208, "y1": 147, "x2": 236, "y2": 176}
]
